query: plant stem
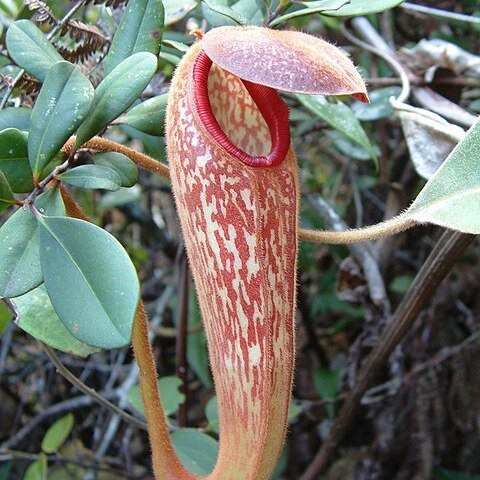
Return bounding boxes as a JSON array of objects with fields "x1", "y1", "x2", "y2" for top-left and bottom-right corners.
[
  {"x1": 340, "y1": 21, "x2": 411, "y2": 103},
  {"x1": 41, "y1": 343, "x2": 146, "y2": 430},
  {"x1": 400, "y1": 2, "x2": 480, "y2": 24},
  {"x1": 299, "y1": 214, "x2": 416, "y2": 244},
  {"x1": 131, "y1": 302, "x2": 194, "y2": 480},
  {"x1": 175, "y1": 247, "x2": 189, "y2": 428},
  {"x1": 62, "y1": 136, "x2": 170, "y2": 178},
  {"x1": 299, "y1": 230, "x2": 476, "y2": 480}
]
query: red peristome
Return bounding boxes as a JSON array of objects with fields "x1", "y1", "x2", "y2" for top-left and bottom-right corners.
[
  {"x1": 193, "y1": 50, "x2": 291, "y2": 168},
  {"x1": 352, "y1": 92, "x2": 370, "y2": 103}
]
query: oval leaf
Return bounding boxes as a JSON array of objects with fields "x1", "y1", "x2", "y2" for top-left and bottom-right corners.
[
  {"x1": 13, "y1": 285, "x2": 99, "y2": 357},
  {"x1": 0, "y1": 128, "x2": 33, "y2": 193},
  {"x1": 127, "y1": 375, "x2": 185, "y2": 417},
  {"x1": 6, "y1": 20, "x2": 63, "y2": 82},
  {"x1": 0, "y1": 301, "x2": 13, "y2": 336},
  {"x1": 393, "y1": 100, "x2": 465, "y2": 179},
  {"x1": 93, "y1": 152, "x2": 138, "y2": 187},
  {"x1": 164, "y1": 0, "x2": 197, "y2": 25},
  {"x1": 0, "y1": 208, "x2": 40, "y2": 298},
  {"x1": 0, "y1": 107, "x2": 31, "y2": 131},
  {"x1": 269, "y1": 0, "x2": 348, "y2": 25},
  {"x1": 407, "y1": 117, "x2": 480, "y2": 233},
  {"x1": 58, "y1": 164, "x2": 122, "y2": 191},
  {"x1": 41, "y1": 414, "x2": 74, "y2": 454},
  {"x1": 29, "y1": 61, "x2": 94, "y2": 178},
  {"x1": 352, "y1": 87, "x2": 402, "y2": 121},
  {"x1": 75, "y1": 52, "x2": 158, "y2": 147},
  {"x1": 104, "y1": 0, "x2": 164, "y2": 76},
  {"x1": 116, "y1": 94, "x2": 168, "y2": 136},
  {"x1": 38, "y1": 216, "x2": 140, "y2": 349},
  {"x1": 297, "y1": 94, "x2": 377, "y2": 163},
  {"x1": 317, "y1": 0, "x2": 405, "y2": 16},
  {"x1": 23, "y1": 453, "x2": 47, "y2": 480},
  {"x1": 171, "y1": 429, "x2": 219, "y2": 476},
  {"x1": 0, "y1": 171, "x2": 15, "y2": 210},
  {"x1": 0, "y1": 188, "x2": 65, "y2": 298}
]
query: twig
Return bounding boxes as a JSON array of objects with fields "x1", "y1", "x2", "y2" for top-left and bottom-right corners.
[
  {"x1": 340, "y1": 21, "x2": 411, "y2": 103},
  {"x1": 400, "y1": 2, "x2": 480, "y2": 24},
  {"x1": 2, "y1": 392, "x2": 125, "y2": 448},
  {"x1": 0, "y1": 447, "x2": 125, "y2": 473},
  {"x1": 299, "y1": 230, "x2": 476, "y2": 480},
  {"x1": 40, "y1": 343, "x2": 146, "y2": 430},
  {"x1": 365, "y1": 77, "x2": 480, "y2": 88},
  {"x1": 63, "y1": 136, "x2": 170, "y2": 179},
  {"x1": 298, "y1": 216, "x2": 416, "y2": 244},
  {"x1": 0, "y1": 320, "x2": 14, "y2": 379},
  {"x1": 131, "y1": 302, "x2": 188, "y2": 479},
  {"x1": 176, "y1": 246, "x2": 189, "y2": 428},
  {"x1": 363, "y1": 329, "x2": 480, "y2": 403}
]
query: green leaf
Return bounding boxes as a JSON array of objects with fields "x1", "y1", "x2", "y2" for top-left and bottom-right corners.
[
  {"x1": 0, "y1": 209, "x2": 43, "y2": 298},
  {"x1": 162, "y1": 39, "x2": 190, "y2": 52},
  {"x1": 171, "y1": 428, "x2": 218, "y2": 476},
  {"x1": 23, "y1": 453, "x2": 47, "y2": 480},
  {"x1": 0, "y1": 0, "x2": 21, "y2": 17},
  {"x1": 202, "y1": 0, "x2": 266, "y2": 26},
  {"x1": 0, "y1": 128, "x2": 33, "y2": 193},
  {"x1": 389, "y1": 275, "x2": 414, "y2": 294},
  {"x1": 116, "y1": 94, "x2": 168, "y2": 136},
  {"x1": 104, "y1": 0, "x2": 164, "y2": 76},
  {"x1": 58, "y1": 164, "x2": 122, "y2": 191},
  {"x1": 159, "y1": 51, "x2": 181, "y2": 65},
  {"x1": 164, "y1": 0, "x2": 197, "y2": 25},
  {"x1": 41, "y1": 414, "x2": 74, "y2": 454},
  {"x1": 13, "y1": 286, "x2": 99, "y2": 357},
  {"x1": 187, "y1": 289, "x2": 211, "y2": 387},
  {"x1": 434, "y1": 467, "x2": 480, "y2": 480},
  {"x1": 0, "y1": 107, "x2": 31, "y2": 131},
  {"x1": 201, "y1": 0, "x2": 248, "y2": 26},
  {"x1": 351, "y1": 87, "x2": 402, "y2": 121},
  {"x1": 0, "y1": 188, "x2": 65, "y2": 298},
  {"x1": 128, "y1": 375, "x2": 185, "y2": 417},
  {"x1": 93, "y1": 152, "x2": 138, "y2": 187},
  {"x1": 6, "y1": 20, "x2": 63, "y2": 82},
  {"x1": 314, "y1": 368, "x2": 341, "y2": 418},
  {"x1": 316, "y1": 0, "x2": 405, "y2": 17},
  {"x1": 407, "y1": 117, "x2": 480, "y2": 233},
  {"x1": 28, "y1": 61, "x2": 94, "y2": 178},
  {"x1": 0, "y1": 171, "x2": 15, "y2": 211},
  {"x1": 297, "y1": 94, "x2": 377, "y2": 164},
  {"x1": 269, "y1": 0, "x2": 348, "y2": 26},
  {"x1": 75, "y1": 52, "x2": 158, "y2": 147},
  {"x1": 288, "y1": 400, "x2": 303, "y2": 423},
  {"x1": 205, "y1": 396, "x2": 219, "y2": 434},
  {"x1": 0, "y1": 301, "x2": 13, "y2": 336},
  {"x1": 99, "y1": 186, "x2": 142, "y2": 211},
  {"x1": 0, "y1": 461, "x2": 11, "y2": 480},
  {"x1": 38, "y1": 216, "x2": 140, "y2": 348},
  {"x1": 327, "y1": 130, "x2": 377, "y2": 161}
]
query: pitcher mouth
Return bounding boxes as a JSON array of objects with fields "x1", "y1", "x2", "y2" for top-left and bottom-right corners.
[{"x1": 192, "y1": 50, "x2": 291, "y2": 168}]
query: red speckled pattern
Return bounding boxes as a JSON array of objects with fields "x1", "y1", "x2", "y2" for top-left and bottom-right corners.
[{"x1": 167, "y1": 42, "x2": 298, "y2": 479}]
